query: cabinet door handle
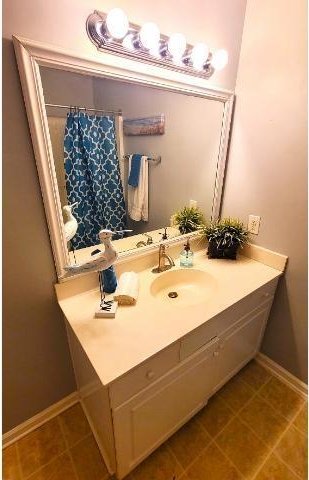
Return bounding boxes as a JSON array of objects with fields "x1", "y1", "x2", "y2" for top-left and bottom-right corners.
[
  {"x1": 213, "y1": 351, "x2": 219, "y2": 357},
  {"x1": 146, "y1": 370, "x2": 155, "y2": 380}
]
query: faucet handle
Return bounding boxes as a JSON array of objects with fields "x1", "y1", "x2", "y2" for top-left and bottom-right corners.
[{"x1": 159, "y1": 228, "x2": 168, "y2": 241}]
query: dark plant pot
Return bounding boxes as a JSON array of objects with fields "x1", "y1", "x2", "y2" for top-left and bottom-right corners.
[
  {"x1": 179, "y1": 225, "x2": 197, "y2": 235},
  {"x1": 207, "y1": 239, "x2": 239, "y2": 260}
]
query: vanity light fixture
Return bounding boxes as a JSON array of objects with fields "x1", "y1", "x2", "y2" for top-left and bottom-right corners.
[
  {"x1": 211, "y1": 49, "x2": 229, "y2": 71},
  {"x1": 191, "y1": 43, "x2": 210, "y2": 70},
  {"x1": 139, "y1": 22, "x2": 161, "y2": 51},
  {"x1": 167, "y1": 33, "x2": 187, "y2": 63},
  {"x1": 105, "y1": 8, "x2": 129, "y2": 40},
  {"x1": 86, "y1": 9, "x2": 228, "y2": 79}
]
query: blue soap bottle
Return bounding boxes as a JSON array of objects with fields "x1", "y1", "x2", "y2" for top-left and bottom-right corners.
[{"x1": 180, "y1": 239, "x2": 194, "y2": 267}]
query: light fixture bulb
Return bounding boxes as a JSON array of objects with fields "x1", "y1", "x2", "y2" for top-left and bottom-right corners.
[
  {"x1": 191, "y1": 43, "x2": 209, "y2": 70},
  {"x1": 122, "y1": 33, "x2": 135, "y2": 50},
  {"x1": 106, "y1": 8, "x2": 129, "y2": 40},
  {"x1": 211, "y1": 49, "x2": 228, "y2": 70},
  {"x1": 168, "y1": 33, "x2": 187, "y2": 62},
  {"x1": 139, "y1": 22, "x2": 160, "y2": 50}
]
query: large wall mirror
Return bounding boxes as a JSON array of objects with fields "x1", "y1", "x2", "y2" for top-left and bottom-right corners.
[{"x1": 13, "y1": 36, "x2": 234, "y2": 280}]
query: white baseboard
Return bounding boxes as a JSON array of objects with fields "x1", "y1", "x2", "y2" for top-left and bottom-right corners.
[
  {"x1": 256, "y1": 353, "x2": 308, "y2": 398},
  {"x1": 2, "y1": 391, "x2": 79, "y2": 449}
]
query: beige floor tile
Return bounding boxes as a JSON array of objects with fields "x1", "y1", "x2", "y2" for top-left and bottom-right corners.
[
  {"x1": 70, "y1": 434, "x2": 109, "y2": 480},
  {"x1": 259, "y1": 377, "x2": 304, "y2": 420},
  {"x1": 196, "y1": 394, "x2": 234, "y2": 437},
  {"x1": 132, "y1": 444, "x2": 183, "y2": 480},
  {"x1": 275, "y1": 425, "x2": 308, "y2": 478},
  {"x1": 216, "y1": 417, "x2": 269, "y2": 478},
  {"x1": 179, "y1": 474, "x2": 190, "y2": 480},
  {"x1": 3, "y1": 444, "x2": 21, "y2": 480},
  {"x1": 293, "y1": 402, "x2": 308, "y2": 435},
  {"x1": 254, "y1": 454, "x2": 299, "y2": 480},
  {"x1": 27, "y1": 452, "x2": 77, "y2": 480},
  {"x1": 239, "y1": 395, "x2": 288, "y2": 447},
  {"x1": 217, "y1": 375, "x2": 255, "y2": 413},
  {"x1": 167, "y1": 417, "x2": 211, "y2": 469},
  {"x1": 17, "y1": 418, "x2": 66, "y2": 478},
  {"x1": 237, "y1": 360, "x2": 272, "y2": 391},
  {"x1": 186, "y1": 442, "x2": 242, "y2": 480},
  {"x1": 58, "y1": 403, "x2": 90, "y2": 447}
]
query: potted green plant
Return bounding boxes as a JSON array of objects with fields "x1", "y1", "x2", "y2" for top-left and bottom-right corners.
[
  {"x1": 202, "y1": 217, "x2": 249, "y2": 259},
  {"x1": 171, "y1": 206, "x2": 205, "y2": 235}
]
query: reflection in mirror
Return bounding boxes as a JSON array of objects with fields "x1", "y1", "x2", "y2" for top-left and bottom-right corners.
[{"x1": 40, "y1": 67, "x2": 224, "y2": 263}]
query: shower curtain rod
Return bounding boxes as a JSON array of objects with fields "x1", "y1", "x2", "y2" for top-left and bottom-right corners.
[{"x1": 45, "y1": 103, "x2": 122, "y2": 116}]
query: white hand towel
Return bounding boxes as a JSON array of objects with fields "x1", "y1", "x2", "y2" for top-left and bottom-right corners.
[
  {"x1": 128, "y1": 155, "x2": 148, "y2": 221},
  {"x1": 113, "y1": 272, "x2": 139, "y2": 305}
]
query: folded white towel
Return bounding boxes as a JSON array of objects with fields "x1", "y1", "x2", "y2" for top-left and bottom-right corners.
[
  {"x1": 128, "y1": 155, "x2": 148, "y2": 221},
  {"x1": 113, "y1": 272, "x2": 139, "y2": 305}
]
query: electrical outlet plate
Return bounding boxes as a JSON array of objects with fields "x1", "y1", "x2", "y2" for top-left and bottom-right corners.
[{"x1": 248, "y1": 215, "x2": 261, "y2": 235}]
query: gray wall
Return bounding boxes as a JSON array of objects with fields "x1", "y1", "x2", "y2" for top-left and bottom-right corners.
[
  {"x1": 3, "y1": 0, "x2": 247, "y2": 431},
  {"x1": 221, "y1": 0, "x2": 308, "y2": 381},
  {"x1": 3, "y1": 41, "x2": 76, "y2": 432}
]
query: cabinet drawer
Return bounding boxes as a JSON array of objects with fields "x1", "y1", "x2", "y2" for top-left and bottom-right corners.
[
  {"x1": 109, "y1": 343, "x2": 180, "y2": 407},
  {"x1": 180, "y1": 278, "x2": 278, "y2": 360}
]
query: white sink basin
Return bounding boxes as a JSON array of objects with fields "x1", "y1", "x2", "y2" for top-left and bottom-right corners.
[{"x1": 150, "y1": 269, "x2": 217, "y2": 306}]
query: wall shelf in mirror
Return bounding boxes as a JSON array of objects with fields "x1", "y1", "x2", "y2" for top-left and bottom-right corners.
[{"x1": 13, "y1": 35, "x2": 234, "y2": 281}]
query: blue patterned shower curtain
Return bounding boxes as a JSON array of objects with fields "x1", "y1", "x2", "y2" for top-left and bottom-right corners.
[{"x1": 64, "y1": 112, "x2": 126, "y2": 249}]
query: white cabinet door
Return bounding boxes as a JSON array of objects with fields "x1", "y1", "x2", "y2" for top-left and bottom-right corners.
[
  {"x1": 113, "y1": 338, "x2": 219, "y2": 479},
  {"x1": 216, "y1": 305, "x2": 271, "y2": 389}
]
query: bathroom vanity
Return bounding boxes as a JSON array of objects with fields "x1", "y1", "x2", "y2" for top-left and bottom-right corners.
[
  {"x1": 14, "y1": 35, "x2": 288, "y2": 479},
  {"x1": 55, "y1": 244, "x2": 287, "y2": 479}
]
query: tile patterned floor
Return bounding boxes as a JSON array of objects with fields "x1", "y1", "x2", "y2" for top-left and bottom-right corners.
[{"x1": 3, "y1": 361, "x2": 308, "y2": 480}]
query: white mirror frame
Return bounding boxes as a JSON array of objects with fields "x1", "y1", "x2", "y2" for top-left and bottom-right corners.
[{"x1": 13, "y1": 35, "x2": 234, "y2": 281}]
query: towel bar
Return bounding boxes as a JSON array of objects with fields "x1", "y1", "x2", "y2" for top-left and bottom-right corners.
[{"x1": 123, "y1": 154, "x2": 161, "y2": 164}]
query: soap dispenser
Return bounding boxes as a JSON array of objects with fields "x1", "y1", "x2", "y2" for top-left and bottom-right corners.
[{"x1": 180, "y1": 239, "x2": 194, "y2": 267}]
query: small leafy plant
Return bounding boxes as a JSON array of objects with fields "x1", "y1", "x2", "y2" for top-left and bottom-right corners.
[
  {"x1": 171, "y1": 206, "x2": 205, "y2": 235},
  {"x1": 202, "y1": 218, "x2": 249, "y2": 259}
]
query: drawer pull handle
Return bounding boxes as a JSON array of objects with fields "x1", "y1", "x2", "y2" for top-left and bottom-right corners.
[
  {"x1": 213, "y1": 351, "x2": 219, "y2": 357},
  {"x1": 146, "y1": 370, "x2": 155, "y2": 380},
  {"x1": 263, "y1": 293, "x2": 270, "y2": 298}
]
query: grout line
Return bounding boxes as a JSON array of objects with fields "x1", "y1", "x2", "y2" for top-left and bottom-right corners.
[
  {"x1": 14, "y1": 441, "x2": 24, "y2": 480},
  {"x1": 176, "y1": 375, "x2": 265, "y2": 478},
  {"x1": 20, "y1": 418, "x2": 93, "y2": 480},
  {"x1": 165, "y1": 442, "x2": 185, "y2": 476},
  {"x1": 175, "y1": 438, "x2": 216, "y2": 477},
  {"x1": 56, "y1": 415, "x2": 80, "y2": 480},
  {"x1": 249, "y1": 399, "x2": 306, "y2": 480},
  {"x1": 212, "y1": 439, "x2": 247, "y2": 479},
  {"x1": 213, "y1": 371, "x2": 306, "y2": 480},
  {"x1": 188, "y1": 373, "x2": 274, "y2": 479},
  {"x1": 271, "y1": 450, "x2": 304, "y2": 480}
]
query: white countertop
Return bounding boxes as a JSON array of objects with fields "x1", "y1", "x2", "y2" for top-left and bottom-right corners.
[{"x1": 56, "y1": 250, "x2": 283, "y2": 386}]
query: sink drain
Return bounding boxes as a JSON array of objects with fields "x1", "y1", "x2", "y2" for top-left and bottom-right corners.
[{"x1": 168, "y1": 291, "x2": 178, "y2": 298}]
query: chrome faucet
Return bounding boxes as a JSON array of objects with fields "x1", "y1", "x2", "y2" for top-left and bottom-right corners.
[
  {"x1": 152, "y1": 244, "x2": 175, "y2": 273},
  {"x1": 143, "y1": 233, "x2": 153, "y2": 245},
  {"x1": 136, "y1": 232, "x2": 153, "y2": 248}
]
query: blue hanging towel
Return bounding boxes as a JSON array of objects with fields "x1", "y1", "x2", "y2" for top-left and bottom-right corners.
[
  {"x1": 128, "y1": 154, "x2": 143, "y2": 187},
  {"x1": 102, "y1": 266, "x2": 118, "y2": 294}
]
